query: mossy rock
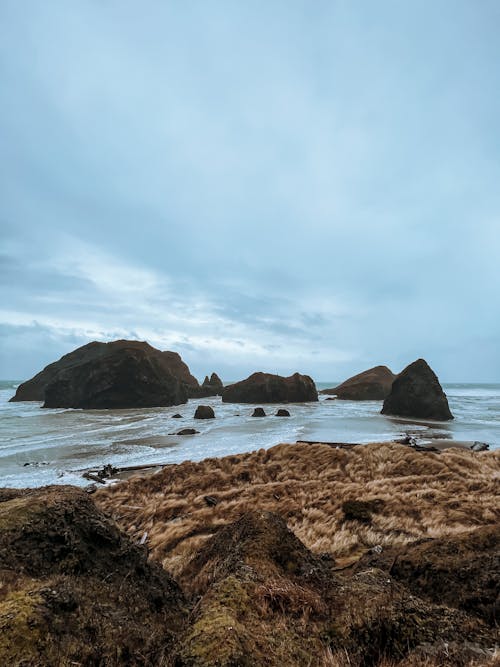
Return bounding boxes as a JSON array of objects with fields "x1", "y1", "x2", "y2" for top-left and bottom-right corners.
[{"x1": 0, "y1": 486, "x2": 187, "y2": 666}]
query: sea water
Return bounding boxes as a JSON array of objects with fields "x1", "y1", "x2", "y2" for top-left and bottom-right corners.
[{"x1": 0, "y1": 380, "x2": 499, "y2": 488}]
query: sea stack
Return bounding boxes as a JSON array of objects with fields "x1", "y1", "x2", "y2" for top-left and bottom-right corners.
[
  {"x1": 381, "y1": 359, "x2": 453, "y2": 421},
  {"x1": 10, "y1": 340, "x2": 199, "y2": 409},
  {"x1": 222, "y1": 372, "x2": 318, "y2": 404},
  {"x1": 194, "y1": 372, "x2": 224, "y2": 397},
  {"x1": 322, "y1": 365, "x2": 396, "y2": 400}
]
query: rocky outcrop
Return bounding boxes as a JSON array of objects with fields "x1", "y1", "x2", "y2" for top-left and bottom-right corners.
[
  {"x1": 0, "y1": 486, "x2": 187, "y2": 666},
  {"x1": 10, "y1": 340, "x2": 198, "y2": 409},
  {"x1": 353, "y1": 525, "x2": 499, "y2": 626},
  {"x1": 381, "y1": 358, "x2": 453, "y2": 421},
  {"x1": 202, "y1": 372, "x2": 223, "y2": 389},
  {"x1": 222, "y1": 372, "x2": 318, "y2": 404},
  {"x1": 192, "y1": 372, "x2": 225, "y2": 398},
  {"x1": 194, "y1": 405, "x2": 215, "y2": 419},
  {"x1": 322, "y1": 365, "x2": 396, "y2": 400},
  {"x1": 177, "y1": 511, "x2": 496, "y2": 666}
]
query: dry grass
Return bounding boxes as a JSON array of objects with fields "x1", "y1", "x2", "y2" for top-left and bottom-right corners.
[{"x1": 95, "y1": 442, "x2": 500, "y2": 577}]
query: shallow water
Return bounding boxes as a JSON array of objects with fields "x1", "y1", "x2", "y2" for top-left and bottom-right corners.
[{"x1": 0, "y1": 380, "x2": 498, "y2": 488}]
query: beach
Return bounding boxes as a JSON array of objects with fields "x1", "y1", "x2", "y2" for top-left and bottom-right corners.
[{"x1": 1, "y1": 381, "x2": 499, "y2": 488}]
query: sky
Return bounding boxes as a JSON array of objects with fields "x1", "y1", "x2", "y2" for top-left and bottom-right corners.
[{"x1": 1, "y1": 1, "x2": 499, "y2": 383}]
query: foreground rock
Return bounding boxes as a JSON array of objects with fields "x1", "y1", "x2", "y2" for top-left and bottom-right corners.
[
  {"x1": 0, "y1": 486, "x2": 187, "y2": 666},
  {"x1": 353, "y1": 525, "x2": 499, "y2": 626},
  {"x1": 382, "y1": 358, "x2": 453, "y2": 420},
  {"x1": 177, "y1": 511, "x2": 496, "y2": 666},
  {"x1": 322, "y1": 365, "x2": 396, "y2": 400},
  {"x1": 10, "y1": 340, "x2": 201, "y2": 409},
  {"x1": 222, "y1": 372, "x2": 318, "y2": 404}
]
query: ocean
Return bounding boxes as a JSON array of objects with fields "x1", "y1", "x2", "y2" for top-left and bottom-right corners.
[{"x1": 0, "y1": 380, "x2": 499, "y2": 488}]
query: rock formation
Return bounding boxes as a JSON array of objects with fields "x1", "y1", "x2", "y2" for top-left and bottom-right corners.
[
  {"x1": 322, "y1": 365, "x2": 396, "y2": 400},
  {"x1": 177, "y1": 511, "x2": 496, "y2": 666},
  {"x1": 276, "y1": 408, "x2": 290, "y2": 416},
  {"x1": 251, "y1": 407, "x2": 266, "y2": 417},
  {"x1": 381, "y1": 358, "x2": 453, "y2": 421},
  {"x1": 194, "y1": 405, "x2": 215, "y2": 419},
  {"x1": 0, "y1": 486, "x2": 187, "y2": 666},
  {"x1": 10, "y1": 340, "x2": 200, "y2": 409},
  {"x1": 202, "y1": 372, "x2": 223, "y2": 389},
  {"x1": 222, "y1": 372, "x2": 318, "y2": 404},
  {"x1": 193, "y1": 371, "x2": 225, "y2": 398},
  {"x1": 2, "y1": 488, "x2": 496, "y2": 667}
]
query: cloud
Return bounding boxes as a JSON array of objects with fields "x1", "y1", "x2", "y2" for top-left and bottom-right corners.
[{"x1": 0, "y1": 1, "x2": 499, "y2": 382}]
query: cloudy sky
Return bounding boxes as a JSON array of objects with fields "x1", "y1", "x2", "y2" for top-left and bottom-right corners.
[{"x1": 1, "y1": 1, "x2": 499, "y2": 383}]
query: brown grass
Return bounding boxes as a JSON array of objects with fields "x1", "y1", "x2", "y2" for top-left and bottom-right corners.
[{"x1": 95, "y1": 442, "x2": 500, "y2": 578}]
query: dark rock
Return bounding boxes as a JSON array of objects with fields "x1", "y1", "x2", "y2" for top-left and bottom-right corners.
[
  {"x1": 195, "y1": 372, "x2": 224, "y2": 397},
  {"x1": 275, "y1": 409, "x2": 290, "y2": 416},
  {"x1": 10, "y1": 340, "x2": 197, "y2": 409},
  {"x1": 203, "y1": 495, "x2": 219, "y2": 507},
  {"x1": 171, "y1": 413, "x2": 183, "y2": 419},
  {"x1": 353, "y1": 525, "x2": 499, "y2": 626},
  {"x1": 252, "y1": 407, "x2": 266, "y2": 417},
  {"x1": 177, "y1": 428, "x2": 199, "y2": 435},
  {"x1": 322, "y1": 365, "x2": 396, "y2": 400},
  {"x1": 209, "y1": 372, "x2": 223, "y2": 388},
  {"x1": 194, "y1": 405, "x2": 215, "y2": 419},
  {"x1": 178, "y1": 511, "x2": 496, "y2": 666},
  {"x1": 342, "y1": 499, "x2": 385, "y2": 523},
  {"x1": 222, "y1": 372, "x2": 318, "y2": 404},
  {"x1": 382, "y1": 359, "x2": 453, "y2": 421},
  {"x1": 0, "y1": 486, "x2": 187, "y2": 665}
]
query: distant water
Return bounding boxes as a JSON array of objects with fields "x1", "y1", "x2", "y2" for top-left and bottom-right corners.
[{"x1": 0, "y1": 380, "x2": 499, "y2": 488}]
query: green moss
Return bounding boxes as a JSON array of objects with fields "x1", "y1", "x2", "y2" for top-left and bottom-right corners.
[
  {"x1": 0, "y1": 497, "x2": 44, "y2": 531},
  {"x1": 0, "y1": 585, "x2": 46, "y2": 664},
  {"x1": 180, "y1": 577, "x2": 252, "y2": 666}
]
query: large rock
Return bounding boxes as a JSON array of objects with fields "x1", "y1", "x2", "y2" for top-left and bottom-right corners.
[
  {"x1": 0, "y1": 486, "x2": 187, "y2": 666},
  {"x1": 222, "y1": 372, "x2": 318, "y2": 404},
  {"x1": 353, "y1": 525, "x2": 499, "y2": 626},
  {"x1": 177, "y1": 511, "x2": 495, "y2": 666},
  {"x1": 381, "y1": 358, "x2": 453, "y2": 421},
  {"x1": 194, "y1": 405, "x2": 215, "y2": 419},
  {"x1": 322, "y1": 365, "x2": 396, "y2": 400},
  {"x1": 10, "y1": 340, "x2": 196, "y2": 409}
]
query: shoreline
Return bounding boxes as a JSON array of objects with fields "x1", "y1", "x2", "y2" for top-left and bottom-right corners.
[
  {"x1": 81, "y1": 436, "x2": 490, "y2": 485},
  {"x1": 94, "y1": 440, "x2": 499, "y2": 575}
]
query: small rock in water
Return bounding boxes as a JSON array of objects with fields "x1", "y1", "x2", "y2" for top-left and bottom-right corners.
[
  {"x1": 177, "y1": 428, "x2": 199, "y2": 435},
  {"x1": 252, "y1": 407, "x2": 266, "y2": 417},
  {"x1": 194, "y1": 405, "x2": 215, "y2": 419},
  {"x1": 171, "y1": 413, "x2": 183, "y2": 418},
  {"x1": 275, "y1": 409, "x2": 290, "y2": 417}
]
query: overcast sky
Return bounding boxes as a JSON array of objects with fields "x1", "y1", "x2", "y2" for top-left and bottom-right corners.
[{"x1": 1, "y1": 1, "x2": 499, "y2": 383}]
